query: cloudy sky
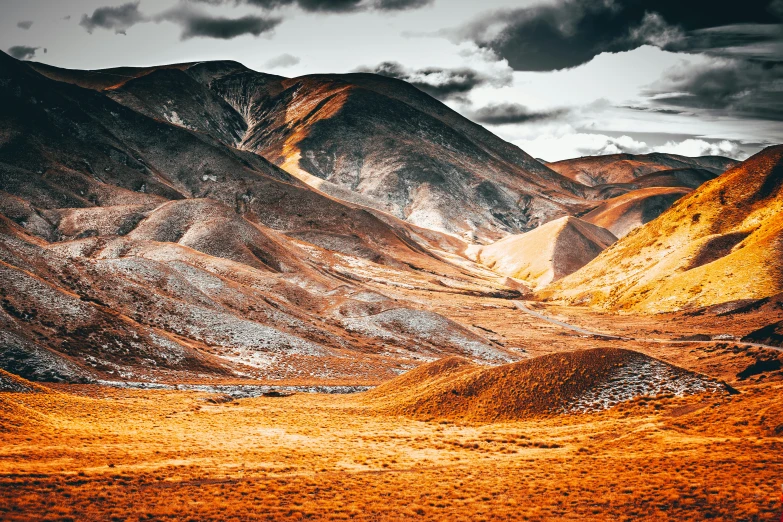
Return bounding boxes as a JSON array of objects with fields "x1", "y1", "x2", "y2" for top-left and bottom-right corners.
[{"x1": 2, "y1": 0, "x2": 781, "y2": 161}]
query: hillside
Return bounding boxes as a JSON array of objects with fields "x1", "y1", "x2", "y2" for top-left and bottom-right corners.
[
  {"x1": 469, "y1": 216, "x2": 617, "y2": 289},
  {"x1": 541, "y1": 146, "x2": 783, "y2": 312},
  {"x1": 0, "y1": 368, "x2": 48, "y2": 393},
  {"x1": 217, "y1": 72, "x2": 598, "y2": 241}
]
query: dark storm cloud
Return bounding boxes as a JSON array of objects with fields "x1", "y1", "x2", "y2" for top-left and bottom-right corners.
[
  {"x1": 455, "y1": 0, "x2": 780, "y2": 72},
  {"x1": 16, "y1": 21, "x2": 33, "y2": 30},
  {"x1": 645, "y1": 59, "x2": 783, "y2": 121},
  {"x1": 620, "y1": 106, "x2": 686, "y2": 115},
  {"x1": 357, "y1": 61, "x2": 508, "y2": 100},
  {"x1": 7, "y1": 45, "x2": 39, "y2": 60},
  {"x1": 79, "y1": 3, "x2": 281, "y2": 40},
  {"x1": 196, "y1": 0, "x2": 431, "y2": 12},
  {"x1": 162, "y1": 6, "x2": 282, "y2": 39},
  {"x1": 669, "y1": 24, "x2": 783, "y2": 62},
  {"x1": 469, "y1": 103, "x2": 567, "y2": 125},
  {"x1": 372, "y1": 0, "x2": 431, "y2": 10},
  {"x1": 264, "y1": 53, "x2": 300, "y2": 68},
  {"x1": 79, "y1": 2, "x2": 146, "y2": 34},
  {"x1": 240, "y1": 0, "x2": 361, "y2": 12}
]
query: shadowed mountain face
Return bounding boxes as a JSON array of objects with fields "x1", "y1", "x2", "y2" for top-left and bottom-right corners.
[
  {"x1": 541, "y1": 146, "x2": 783, "y2": 312},
  {"x1": 1, "y1": 52, "x2": 528, "y2": 383}
]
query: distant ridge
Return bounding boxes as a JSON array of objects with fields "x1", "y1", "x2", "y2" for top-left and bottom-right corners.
[{"x1": 547, "y1": 152, "x2": 738, "y2": 187}]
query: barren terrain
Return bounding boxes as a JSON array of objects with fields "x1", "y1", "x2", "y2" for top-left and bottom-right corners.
[
  {"x1": 2, "y1": 49, "x2": 782, "y2": 521},
  {"x1": 2, "y1": 293, "x2": 783, "y2": 521}
]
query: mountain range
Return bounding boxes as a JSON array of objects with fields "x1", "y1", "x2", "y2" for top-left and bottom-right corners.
[{"x1": 1, "y1": 50, "x2": 779, "y2": 385}]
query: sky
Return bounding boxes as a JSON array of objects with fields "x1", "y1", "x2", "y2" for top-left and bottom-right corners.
[{"x1": 2, "y1": 0, "x2": 782, "y2": 161}]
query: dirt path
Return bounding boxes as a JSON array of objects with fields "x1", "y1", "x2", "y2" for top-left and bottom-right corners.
[{"x1": 513, "y1": 301, "x2": 783, "y2": 353}]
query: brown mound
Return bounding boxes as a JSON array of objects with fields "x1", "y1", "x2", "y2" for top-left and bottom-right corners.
[
  {"x1": 543, "y1": 146, "x2": 783, "y2": 312},
  {"x1": 127, "y1": 199, "x2": 308, "y2": 273},
  {"x1": 471, "y1": 217, "x2": 616, "y2": 289},
  {"x1": 581, "y1": 186, "x2": 690, "y2": 238},
  {"x1": 631, "y1": 167, "x2": 718, "y2": 189},
  {"x1": 45, "y1": 204, "x2": 158, "y2": 240},
  {"x1": 364, "y1": 356, "x2": 478, "y2": 404},
  {"x1": 370, "y1": 348, "x2": 723, "y2": 422}
]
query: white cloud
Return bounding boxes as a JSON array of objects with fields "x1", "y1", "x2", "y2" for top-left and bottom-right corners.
[
  {"x1": 656, "y1": 138, "x2": 743, "y2": 158},
  {"x1": 514, "y1": 130, "x2": 647, "y2": 161},
  {"x1": 628, "y1": 12, "x2": 685, "y2": 48},
  {"x1": 509, "y1": 126, "x2": 747, "y2": 162}
]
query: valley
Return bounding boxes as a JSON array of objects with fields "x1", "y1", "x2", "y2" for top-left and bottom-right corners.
[{"x1": 1, "y1": 46, "x2": 782, "y2": 522}]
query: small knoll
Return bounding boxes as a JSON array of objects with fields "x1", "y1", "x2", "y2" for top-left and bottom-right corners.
[
  {"x1": 127, "y1": 199, "x2": 308, "y2": 273},
  {"x1": 368, "y1": 348, "x2": 724, "y2": 422},
  {"x1": 581, "y1": 186, "x2": 690, "y2": 238},
  {"x1": 470, "y1": 217, "x2": 616, "y2": 290}
]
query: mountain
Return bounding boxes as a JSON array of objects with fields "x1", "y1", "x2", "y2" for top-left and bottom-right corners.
[
  {"x1": 0, "y1": 51, "x2": 525, "y2": 383},
  {"x1": 213, "y1": 71, "x2": 597, "y2": 241},
  {"x1": 30, "y1": 60, "x2": 594, "y2": 242},
  {"x1": 541, "y1": 146, "x2": 783, "y2": 312},
  {"x1": 468, "y1": 216, "x2": 617, "y2": 290},
  {"x1": 547, "y1": 152, "x2": 738, "y2": 187},
  {"x1": 581, "y1": 186, "x2": 691, "y2": 238}
]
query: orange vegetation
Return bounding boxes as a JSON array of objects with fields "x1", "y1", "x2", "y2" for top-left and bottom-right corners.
[
  {"x1": 1, "y1": 370, "x2": 782, "y2": 521},
  {"x1": 366, "y1": 348, "x2": 727, "y2": 422}
]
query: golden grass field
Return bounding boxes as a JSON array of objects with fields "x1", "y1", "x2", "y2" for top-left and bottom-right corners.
[{"x1": 1, "y1": 373, "x2": 782, "y2": 521}]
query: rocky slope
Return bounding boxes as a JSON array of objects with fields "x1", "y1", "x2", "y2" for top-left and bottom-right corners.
[
  {"x1": 0, "y1": 51, "x2": 524, "y2": 383},
  {"x1": 541, "y1": 146, "x2": 783, "y2": 312},
  {"x1": 215, "y1": 71, "x2": 595, "y2": 241},
  {"x1": 38, "y1": 59, "x2": 593, "y2": 242}
]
